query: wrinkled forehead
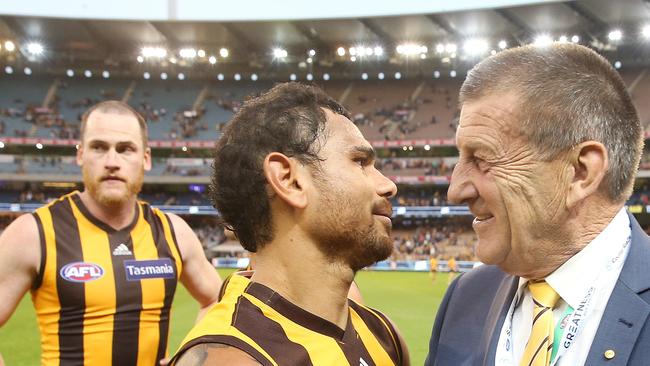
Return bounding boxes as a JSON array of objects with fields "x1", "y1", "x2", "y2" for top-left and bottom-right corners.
[
  {"x1": 83, "y1": 111, "x2": 144, "y2": 145},
  {"x1": 456, "y1": 94, "x2": 523, "y2": 145}
]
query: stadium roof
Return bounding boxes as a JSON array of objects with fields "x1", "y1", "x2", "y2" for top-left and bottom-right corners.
[{"x1": 1, "y1": 0, "x2": 649, "y2": 80}]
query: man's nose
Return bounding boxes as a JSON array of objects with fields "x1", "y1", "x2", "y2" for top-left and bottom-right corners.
[{"x1": 447, "y1": 161, "x2": 478, "y2": 205}]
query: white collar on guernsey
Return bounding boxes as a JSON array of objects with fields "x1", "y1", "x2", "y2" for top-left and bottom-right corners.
[{"x1": 515, "y1": 207, "x2": 631, "y2": 306}]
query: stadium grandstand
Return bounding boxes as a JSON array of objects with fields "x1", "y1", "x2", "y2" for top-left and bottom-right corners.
[{"x1": 2, "y1": 0, "x2": 650, "y2": 364}]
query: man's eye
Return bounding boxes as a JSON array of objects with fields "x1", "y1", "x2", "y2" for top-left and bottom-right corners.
[{"x1": 354, "y1": 158, "x2": 367, "y2": 167}]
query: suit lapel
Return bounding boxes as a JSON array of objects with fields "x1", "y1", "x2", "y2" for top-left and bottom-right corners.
[
  {"x1": 480, "y1": 273, "x2": 519, "y2": 366},
  {"x1": 584, "y1": 213, "x2": 650, "y2": 365}
]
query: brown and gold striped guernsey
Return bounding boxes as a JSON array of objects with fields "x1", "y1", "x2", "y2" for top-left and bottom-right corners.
[
  {"x1": 171, "y1": 274, "x2": 404, "y2": 366},
  {"x1": 31, "y1": 191, "x2": 184, "y2": 366}
]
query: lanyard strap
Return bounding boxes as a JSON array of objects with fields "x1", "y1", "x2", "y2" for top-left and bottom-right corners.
[{"x1": 550, "y1": 306, "x2": 574, "y2": 363}]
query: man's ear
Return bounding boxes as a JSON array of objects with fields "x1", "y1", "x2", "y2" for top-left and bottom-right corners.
[
  {"x1": 566, "y1": 141, "x2": 608, "y2": 209},
  {"x1": 143, "y1": 147, "x2": 152, "y2": 172},
  {"x1": 76, "y1": 144, "x2": 84, "y2": 166},
  {"x1": 263, "y1": 152, "x2": 307, "y2": 209}
]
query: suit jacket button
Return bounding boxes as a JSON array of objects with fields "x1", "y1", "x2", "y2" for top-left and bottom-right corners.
[{"x1": 604, "y1": 349, "x2": 615, "y2": 360}]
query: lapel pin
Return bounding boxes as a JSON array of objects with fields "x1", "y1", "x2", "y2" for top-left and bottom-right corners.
[{"x1": 604, "y1": 349, "x2": 615, "y2": 360}]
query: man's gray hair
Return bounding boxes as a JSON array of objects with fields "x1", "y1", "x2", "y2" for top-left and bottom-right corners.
[{"x1": 460, "y1": 43, "x2": 643, "y2": 203}]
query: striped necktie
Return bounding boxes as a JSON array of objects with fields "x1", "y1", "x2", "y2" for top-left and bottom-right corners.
[{"x1": 519, "y1": 281, "x2": 560, "y2": 366}]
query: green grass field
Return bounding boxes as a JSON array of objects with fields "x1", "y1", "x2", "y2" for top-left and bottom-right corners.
[{"x1": 0, "y1": 269, "x2": 452, "y2": 365}]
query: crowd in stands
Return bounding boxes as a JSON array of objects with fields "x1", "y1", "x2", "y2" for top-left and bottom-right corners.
[
  {"x1": 350, "y1": 86, "x2": 459, "y2": 140},
  {"x1": 376, "y1": 158, "x2": 454, "y2": 176},
  {"x1": 391, "y1": 219, "x2": 477, "y2": 261}
]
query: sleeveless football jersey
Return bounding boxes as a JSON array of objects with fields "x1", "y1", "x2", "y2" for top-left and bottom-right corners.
[
  {"x1": 172, "y1": 274, "x2": 404, "y2": 366},
  {"x1": 31, "y1": 191, "x2": 183, "y2": 366}
]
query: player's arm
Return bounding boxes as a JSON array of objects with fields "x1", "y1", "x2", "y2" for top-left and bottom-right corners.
[
  {"x1": 174, "y1": 344, "x2": 262, "y2": 366},
  {"x1": 0, "y1": 214, "x2": 40, "y2": 327},
  {"x1": 167, "y1": 213, "x2": 222, "y2": 320}
]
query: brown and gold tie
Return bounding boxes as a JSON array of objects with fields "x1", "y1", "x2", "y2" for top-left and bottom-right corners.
[{"x1": 519, "y1": 281, "x2": 560, "y2": 366}]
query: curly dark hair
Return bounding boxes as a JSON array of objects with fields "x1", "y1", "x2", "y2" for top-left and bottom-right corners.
[{"x1": 209, "y1": 82, "x2": 350, "y2": 251}]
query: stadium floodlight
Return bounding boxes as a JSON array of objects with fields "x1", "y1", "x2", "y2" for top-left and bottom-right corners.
[
  {"x1": 169, "y1": 57, "x2": 178, "y2": 64},
  {"x1": 420, "y1": 54, "x2": 426, "y2": 59},
  {"x1": 424, "y1": 144, "x2": 431, "y2": 151},
  {"x1": 571, "y1": 35, "x2": 580, "y2": 43},
  {"x1": 336, "y1": 47, "x2": 346, "y2": 56},
  {"x1": 394, "y1": 72, "x2": 402, "y2": 79},
  {"x1": 289, "y1": 73, "x2": 297, "y2": 81},
  {"x1": 219, "y1": 48, "x2": 229, "y2": 58},
  {"x1": 234, "y1": 73, "x2": 241, "y2": 81},
  {"x1": 0, "y1": 142, "x2": 4, "y2": 149},
  {"x1": 491, "y1": 50, "x2": 497, "y2": 55},
  {"x1": 84, "y1": 70, "x2": 92, "y2": 78},
  {"x1": 102, "y1": 70, "x2": 110, "y2": 79},
  {"x1": 160, "y1": 72, "x2": 168, "y2": 80},
  {"x1": 36, "y1": 143, "x2": 43, "y2": 150},
  {"x1": 445, "y1": 43, "x2": 457, "y2": 53},
  {"x1": 350, "y1": 56, "x2": 357, "y2": 62},
  {"x1": 178, "y1": 72, "x2": 185, "y2": 80},
  {"x1": 408, "y1": 146, "x2": 413, "y2": 151},
  {"x1": 349, "y1": 47, "x2": 357, "y2": 56},
  {"x1": 143, "y1": 72, "x2": 150, "y2": 80},
  {"x1": 355, "y1": 46, "x2": 373, "y2": 57},
  {"x1": 533, "y1": 34, "x2": 553, "y2": 47},
  {"x1": 558, "y1": 35, "x2": 568, "y2": 43},
  {"x1": 498, "y1": 40, "x2": 508, "y2": 49},
  {"x1": 180, "y1": 48, "x2": 197, "y2": 58},
  {"x1": 4, "y1": 41, "x2": 15, "y2": 52},
  {"x1": 378, "y1": 72, "x2": 385, "y2": 80},
  {"x1": 308, "y1": 49, "x2": 316, "y2": 57},
  {"x1": 137, "y1": 55, "x2": 144, "y2": 63},
  {"x1": 402, "y1": 146, "x2": 408, "y2": 151},
  {"x1": 361, "y1": 72, "x2": 368, "y2": 80},
  {"x1": 374, "y1": 46, "x2": 383, "y2": 56},
  {"x1": 306, "y1": 57, "x2": 313, "y2": 64},
  {"x1": 435, "y1": 43, "x2": 445, "y2": 53},
  {"x1": 24, "y1": 67, "x2": 32, "y2": 75},
  {"x1": 608, "y1": 30, "x2": 622, "y2": 41},
  {"x1": 323, "y1": 73, "x2": 330, "y2": 81},
  {"x1": 614, "y1": 61, "x2": 622, "y2": 69},
  {"x1": 642, "y1": 25, "x2": 650, "y2": 39},
  {"x1": 273, "y1": 48, "x2": 288, "y2": 58},
  {"x1": 26, "y1": 42, "x2": 44, "y2": 55},
  {"x1": 450, "y1": 70, "x2": 457, "y2": 78},
  {"x1": 181, "y1": 146, "x2": 188, "y2": 152},
  {"x1": 433, "y1": 70, "x2": 440, "y2": 79},
  {"x1": 217, "y1": 73, "x2": 225, "y2": 81},
  {"x1": 66, "y1": 69, "x2": 74, "y2": 77},
  {"x1": 197, "y1": 49, "x2": 206, "y2": 58},
  {"x1": 251, "y1": 73, "x2": 258, "y2": 81},
  {"x1": 397, "y1": 43, "x2": 426, "y2": 56},
  {"x1": 141, "y1": 47, "x2": 167, "y2": 58},
  {"x1": 306, "y1": 73, "x2": 313, "y2": 81},
  {"x1": 208, "y1": 56, "x2": 217, "y2": 64}
]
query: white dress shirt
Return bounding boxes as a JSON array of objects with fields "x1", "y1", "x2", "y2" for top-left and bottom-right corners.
[{"x1": 495, "y1": 208, "x2": 631, "y2": 366}]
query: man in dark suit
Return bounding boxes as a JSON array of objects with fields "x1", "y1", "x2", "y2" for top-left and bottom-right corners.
[{"x1": 426, "y1": 43, "x2": 650, "y2": 365}]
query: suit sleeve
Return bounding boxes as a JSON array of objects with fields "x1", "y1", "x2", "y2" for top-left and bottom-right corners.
[{"x1": 424, "y1": 273, "x2": 463, "y2": 366}]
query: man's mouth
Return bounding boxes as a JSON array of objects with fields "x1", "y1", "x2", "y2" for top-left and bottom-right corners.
[
  {"x1": 473, "y1": 214, "x2": 495, "y2": 225},
  {"x1": 101, "y1": 176, "x2": 125, "y2": 182}
]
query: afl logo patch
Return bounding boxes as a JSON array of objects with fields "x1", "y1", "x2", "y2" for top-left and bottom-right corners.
[{"x1": 60, "y1": 262, "x2": 105, "y2": 282}]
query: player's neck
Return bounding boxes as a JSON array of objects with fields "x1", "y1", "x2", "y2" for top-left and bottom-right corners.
[
  {"x1": 78, "y1": 190, "x2": 137, "y2": 231},
  {"x1": 252, "y1": 239, "x2": 353, "y2": 330}
]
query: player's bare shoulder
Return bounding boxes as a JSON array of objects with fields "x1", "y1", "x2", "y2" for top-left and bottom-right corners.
[
  {"x1": 0, "y1": 213, "x2": 41, "y2": 269},
  {"x1": 175, "y1": 343, "x2": 263, "y2": 366}
]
